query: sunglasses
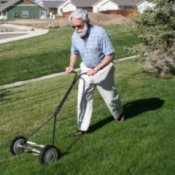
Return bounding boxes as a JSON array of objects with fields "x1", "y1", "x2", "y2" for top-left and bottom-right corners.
[{"x1": 72, "y1": 24, "x2": 82, "y2": 29}]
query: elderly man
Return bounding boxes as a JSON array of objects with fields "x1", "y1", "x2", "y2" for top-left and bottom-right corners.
[{"x1": 65, "y1": 9, "x2": 125, "y2": 136}]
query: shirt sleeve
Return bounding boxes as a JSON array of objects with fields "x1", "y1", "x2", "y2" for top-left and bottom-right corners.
[
  {"x1": 71, "y1": 35, "x2": 79, "y2": 55},
  {"x1": 101, "y1": 30, "x2": 115, "y2": 56}
]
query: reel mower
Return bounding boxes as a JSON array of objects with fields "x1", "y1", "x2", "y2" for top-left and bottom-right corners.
[
  {"x1": 10, "y1": 72, "x2": 83, "y2": 165},
  {"x1": 10, "y1": 136, "x2": 61, "y2": 164}
]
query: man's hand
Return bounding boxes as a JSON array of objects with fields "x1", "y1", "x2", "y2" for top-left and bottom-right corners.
[
  {"x1": 86, "y1": 68, "x2": 98, "y2": 76},
  {"x1": 65, "y1": 66, "x2": 74, "y2": 73},
  {"x1": 66, "y1": 53, "x2": 78, "y2": 73}
]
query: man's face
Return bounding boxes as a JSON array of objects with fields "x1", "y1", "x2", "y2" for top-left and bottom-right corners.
[
  {"x1": 72, "y1": 18, "x2": 88, "y2": 38},
  {"x1": 72, "y1": 18, "x2": 84, "y2": 31}
]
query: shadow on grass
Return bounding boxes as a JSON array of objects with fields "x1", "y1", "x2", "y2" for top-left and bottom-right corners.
[
  {"x1": 61, "y1": 137, "x2": 81, "y2": 157},
  {"x1": 88, "y1": 97, "x2": 164, "y2": 133},
  {"x1": 124, "y1": 97, "x2": 164, "y2": 119},
  {"x1": 0, "y1": 87, "x2": 26, "y2": 102},
  {"x1": 0, "y1": 89, "x2": 11, "y2": 102}
]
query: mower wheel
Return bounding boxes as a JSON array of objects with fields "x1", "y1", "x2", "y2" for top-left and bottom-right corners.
[
  {"x1": 10, "y1": 136, "x2": 27, "y2": 155},
  {"x1": 39, "y1": 145, "x2": 61, "y2": 165}
]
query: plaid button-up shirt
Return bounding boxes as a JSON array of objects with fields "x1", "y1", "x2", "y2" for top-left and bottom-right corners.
[{"x1": 71, "y1": 25, "x2": 115, "y2": 68}]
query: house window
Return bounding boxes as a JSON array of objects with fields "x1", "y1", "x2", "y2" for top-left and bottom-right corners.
[
  {"x1": 40, "y1": 10, "x2": 47, "y2": 19},
  {"x1": 22, "y1": 10, "x2": 29, "y2": 18}
]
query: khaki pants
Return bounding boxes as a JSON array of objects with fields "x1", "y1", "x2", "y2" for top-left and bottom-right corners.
[{"x1": 77, "y1": 62, "x2": 123, "y2": 131}]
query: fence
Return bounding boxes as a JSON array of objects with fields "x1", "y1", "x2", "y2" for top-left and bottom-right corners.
[
  {"x1": 59, "y1": 9, "x2": 138, "y2": 17},
  {"x1": 101, "y1": 9, "x2": 138, "y2": 16}
]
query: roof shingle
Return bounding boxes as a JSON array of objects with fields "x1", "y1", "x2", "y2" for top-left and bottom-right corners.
[{"x1": 0, "y1": 0, "x2": 20, "y2": 11}]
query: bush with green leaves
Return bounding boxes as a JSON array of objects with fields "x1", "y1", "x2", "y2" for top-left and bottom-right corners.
[{"x1": 134, "y1": 0, "x2": 175, "y2": 77}]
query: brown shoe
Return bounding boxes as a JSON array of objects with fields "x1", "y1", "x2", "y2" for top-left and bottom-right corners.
[
  {"x1": 116, "y1": 113, "x2": 125, "y2": 122},
  {"x1": 72, "y1": 129, "x2": 86, "y2": 137}
]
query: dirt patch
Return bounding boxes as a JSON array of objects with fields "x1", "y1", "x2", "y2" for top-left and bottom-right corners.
[
  {"x1": 89, "y1": 13, "x2": 133, "y2": 25},
  {"x1": 6, "y1": 13, "x2": 133, "y2": 28},
  {"x1": 6, "y1": 18, "x2": 69, "y2": 28}
]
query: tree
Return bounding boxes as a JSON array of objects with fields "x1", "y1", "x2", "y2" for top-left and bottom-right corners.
[{"x1": 134, "y1": 0, "x2": 175, "y2": 77}]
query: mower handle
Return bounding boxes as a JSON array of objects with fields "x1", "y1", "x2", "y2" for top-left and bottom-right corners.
[{"x1": 27, "y1": 71, "x2": 86, "y2": 145}]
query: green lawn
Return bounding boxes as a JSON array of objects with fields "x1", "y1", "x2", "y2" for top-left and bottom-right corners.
[
  {"x1": 0, "y1": 25, "x2": 139, "y2": 85},
  {"x1": 0, "y1": 58, "x2": 175, "y2": 175}
]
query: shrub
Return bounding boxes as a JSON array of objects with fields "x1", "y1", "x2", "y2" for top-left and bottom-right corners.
[{"x1": 134, "y1": 0, "x2": 175, "y2": 77}]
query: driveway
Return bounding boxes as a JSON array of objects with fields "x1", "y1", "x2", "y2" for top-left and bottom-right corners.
[
  {"x1": 0, "y1": 24, "x2": 49, "y2": 44},
  {"x1": 0, "y1": 33, "x2": 28, "y2": 40}
]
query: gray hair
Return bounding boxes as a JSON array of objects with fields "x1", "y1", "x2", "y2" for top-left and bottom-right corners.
[{"x1": 68, "y1": 9, "x2": 90, "y2": 24}]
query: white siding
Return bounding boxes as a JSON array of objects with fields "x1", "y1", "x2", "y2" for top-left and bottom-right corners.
[
  {"x1": 93, "y1": 0, "x2": 118, "y2": 13},
  {"x1": 57, "y1": 0, "x2": 76, "y2": 16},
  {"x1": 137, "y1": 1, "x2": 155, "y2": 14},
  {"x1": 0, "y1": 11, "x2": 7, "y2": 19}
]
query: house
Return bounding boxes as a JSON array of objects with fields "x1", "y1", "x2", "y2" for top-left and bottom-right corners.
[
  {"x1": 93, "y1": 0, "x2": 142, "y2": 13},
  {"x1": 115, "y1": 0, "x2": 142, "y2": 9},
  {"x1": 57, "y1": 0, "x2": 98, "y2": 16},
  {"x1": 57, "y1": 0, "x2": 146, "y2": 16},
  {"x1": 93, "y1": 0, "x2": 118, "y2": 13},
  {"x1": 0, "y1": 0, "x2": 49, "y2": 20},
  {"x1": 137, "y1": 0, "x2": 155, "y2": 14},
  {"x1": 42, "y1": 0, "x2": 63, "y2": 15}
]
